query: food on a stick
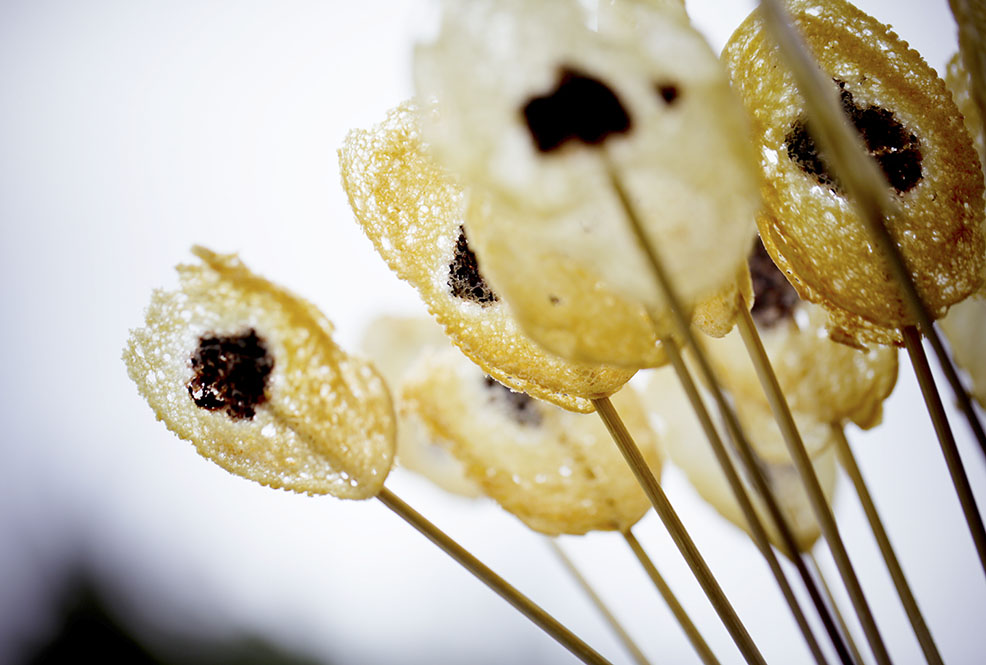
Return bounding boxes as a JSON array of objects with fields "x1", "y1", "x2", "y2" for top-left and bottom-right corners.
[{"x1": 723, "y1": 0, "x2": 985, "y2": 346}]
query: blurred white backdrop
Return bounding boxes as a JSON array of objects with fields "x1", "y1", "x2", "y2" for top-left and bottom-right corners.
[{"x1": 1, "y1": 1, "x2": 984, "y2": 663}]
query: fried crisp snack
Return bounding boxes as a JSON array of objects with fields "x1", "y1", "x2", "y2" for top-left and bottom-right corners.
[
  {"x1": 707, "y1": 241, "x2": 898, "y2": 431},
  {"x1": 414, "y1": 0, "x2": 760, "y2": 363},
  {"x1": 647, "y1": 365, "x2": 836, "y2": 553},
  {"x1": 723, "y1": 0, "x2": 986, "y2": 346},
  {"x1": 123, "y1": 247, "x2": 395, "y2": 499},
  {"x1": 360, "y1": 315, "x2": 481, "y2": 497},
  {"x1": 402, "y1": 348, "x2": 661, "y2": 536},
  {"x1": 339, "y1": 101, "x2": 639, "y2": 411}
]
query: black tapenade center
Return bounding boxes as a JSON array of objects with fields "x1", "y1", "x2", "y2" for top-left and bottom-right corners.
[
  {"x1": 749, "y1": 240, "x2": 800, "y2": 329},
  {"x1": 483, "y1": 376, "x2": 543, "y2": 427},
  {"x1": 785, "y1": 79, "x2": 923, "y2": 195},
  {"x1": 187, "y1": 329, "x2": 274, "y2": 420},
  {"x1": 522, "y1": 67, "x2": 632, "y2": 153},
  {"x1": 448, "y1": 226, "x2": 499, "y2": 306}
]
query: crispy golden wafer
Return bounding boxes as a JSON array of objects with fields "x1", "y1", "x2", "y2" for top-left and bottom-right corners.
[
  {"x1": 339, "y1": 101, "x2": 639, "y2": 411},
  {"x1": 723, "y1": 0, "x2": 985, "y2": 347},
  {"x1": 414, "y1": 0, "x2": 760, "y2": 363},
  {"x1": 707, "y1": 241, "x2": 898, "y2": 431},
  {"x1": 402, "y1": 348, "x2": 661, "y2": 536},
  {"x1": 123, "y1": 247, "x2": 395, "y2": 499},
  {"x1": 647, "y1": 366, "x2": 836, "y2": 552}
]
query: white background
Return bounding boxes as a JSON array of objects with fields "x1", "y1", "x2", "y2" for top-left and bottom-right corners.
[{"x1": 1, "y1": 1, "x2": 984, "y2": 664}]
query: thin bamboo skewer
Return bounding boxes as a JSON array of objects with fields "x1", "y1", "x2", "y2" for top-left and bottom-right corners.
[
  {"x1": 592, "y1": 396, "x2": 767, "y2": 665},
  {"x1": 661, "y1": 339, "x2": 837, "y2": 665},
  {"x1": 621, "y1": 529, "x2": 721, "y2": 665},
  {"x1": 901, "y1": 326, "x2": 986, "y2": 578},
  {"x1": 607, "y1": 167, "x2": 850, "y2": 665},
  {"x1": 757, "y1": 0, "x2": 986, "y2": 459},
  {"x1": 548, "y1": 539, "x2": 654, "y2": 665},
  {"x1": 833, "y1": 425, "x2": 944, "y2": 665},
  {"x1": 806, "y1": 551, "x2": 867, "y2": 665},
  {"x1": 735, "y1": 303, "x2": 892, "y2": 665},
  {"x1": 921, "y1": 335, "x2": 986, "y2": 443},
  {"x1": 376, "y1": 488, "x2": 614, "y2": 665}
]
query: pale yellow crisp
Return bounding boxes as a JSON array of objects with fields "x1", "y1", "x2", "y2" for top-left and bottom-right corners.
[
  {"x1": 339, "y1": 101, "x2": 639, "y2": 412},
  {"x1": 414, "y1": 0, "x2": 761, "y2": 361},
  {"x1": 124, "y1": 247, "x2": 395, "y2": 499},
  {"x1": 724, "y1": 0, "x2": 985, "y2": 346},
  {"x1": 402, "y1": 347, "x2": 661, "y2": 536},
  {"x1": 706, "y1": 303, "x2": 898, "y2": 432}
]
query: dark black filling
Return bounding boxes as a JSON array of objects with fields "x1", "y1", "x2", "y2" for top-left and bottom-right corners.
[
  {"x1": 523, "y1": 67, "x2": 632, "y2": 153},
  {"x1": 187, "y1": 329, "x2": 274, "y2": 420},
  {"x1": 657, "y1": 83, "x2": 680, "y2": 105},
  {"x1": 483, "y1": 376, "x2": 542, "y2": 427},
  {"x1": 785, "y1": 79, "x2": 923, "y2": 195},
  {"x1": 749, "y1": 240, "x2": 800, "y2": 329},
  {"x1": 448, "y1": 226, "x2": 498, "y2": 306}
]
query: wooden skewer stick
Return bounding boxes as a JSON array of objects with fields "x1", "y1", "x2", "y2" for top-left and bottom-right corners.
[
  {"x1": 757, "y1": 0, "x2": 986, "y2": 459},
  {"x1": 735, "y1": 303, "x2": 892, "y2": 665},
  {"x1": 833, "y1": 425, "x2": 944, "y2": 665},
  {"x1": 376, "y1": 488, "x2": 614, "y2": 665},
  {"x1": 607, "y1": 166, "x2": 848, "y2": 665},
  {"x1": 901, "y1": 326, "x2": 986, "y2": 579},
  {"x1": 661, "y1": 339, "x2": 837, "y2": 665},
  {"x1": 548, "y1": 539, "x2": 654, "y2": 665},
  {"x1": 592, "y1": 397, "x2": 766, "y2": 665},
  {"x1": 621, "y1": 529, "x2": 721, "y2": 665},
  {"x1": 921, "y1": 325, "x2": 986, "y2": 458},
  {"x1": 806, "y1": 551, "x2": 867, "y2": 665}
]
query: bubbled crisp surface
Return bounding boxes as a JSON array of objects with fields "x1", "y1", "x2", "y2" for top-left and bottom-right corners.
[
  {"x1": 123, "y1": 247, "x2": 395, "y2": 499},
  {"x1": 339, "y1": 101, "x2": 637, "y2": 412},
  {"x1": 707, "y1": 303, "x2": 898, "y2": 432},
  {"x1": 723, "y1": 0, "x2": 985, "y2": 345},
  {"x1": 402, "y1": 348, "x2": 661, "y2": 536}
]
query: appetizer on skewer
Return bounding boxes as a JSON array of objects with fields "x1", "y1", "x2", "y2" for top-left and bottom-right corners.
[
  {"x1": 402, "y1": 347, "x2": 660, "y2": 536},
  {"x1": 707, "y1": 240, "x2": 898, "y2": 441},
  {"x1": 722, "y1": 0, "x2": 985, "y2": 347},
  {"x1": 340, "y1": 101, "x2": 638, "y2": 410},
  {"x1": 123, "y1": 252, "x2": 617, "y2": 665},
  {"x1": 413, "y1": 0, "x2": 761, "y2": 366}
]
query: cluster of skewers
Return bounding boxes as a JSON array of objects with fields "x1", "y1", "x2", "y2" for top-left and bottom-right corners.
[{"x1": 123, "y1": 1, "x2": 986, "y2": 663}]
